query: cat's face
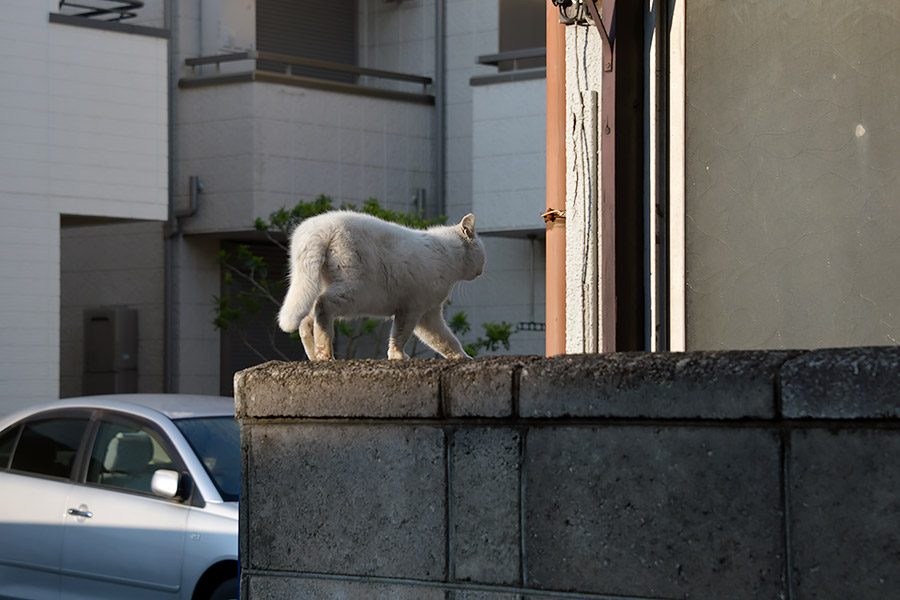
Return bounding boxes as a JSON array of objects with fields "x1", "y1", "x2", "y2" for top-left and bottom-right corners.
[
  {"x1": 457, "y1": 213, "x2": 485, "y2": 280},
  {"x1": 466, "y1": 236, "x2": 486, "y2": 280}
]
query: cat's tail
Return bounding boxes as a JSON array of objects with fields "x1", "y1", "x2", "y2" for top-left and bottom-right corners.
[{"x1": 277, "y1": 228, "x2": 327, "y2": 333}]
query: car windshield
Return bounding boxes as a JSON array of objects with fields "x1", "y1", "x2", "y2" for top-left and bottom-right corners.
[{"x1": 174, "y1": 417, "x2": 240, "y2": 502}]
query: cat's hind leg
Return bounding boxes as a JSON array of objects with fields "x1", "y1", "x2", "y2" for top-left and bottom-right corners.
[
  {"x1": 311, "y1": 298, "x2": 336, "y2": 361},
  {"x1": 414, "y1": 306, "x2": 470, "y2": 359},
  {"x1": 388, "y1": 310, "x2": 420, "y2": 359},
  {"x1": 312, "y1": 284, "x2": 353, "y2": 360},
  {"x1": 299, "y1": 312, "x2": 317, "y2": 361}
]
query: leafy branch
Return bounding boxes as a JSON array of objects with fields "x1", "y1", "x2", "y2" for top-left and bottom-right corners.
[{"x1": 448, "y1": 311, "x2": 514, "y2": 357}]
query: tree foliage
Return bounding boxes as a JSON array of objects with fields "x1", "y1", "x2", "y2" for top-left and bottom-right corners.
[{"x1": 213, "y1": 195, "x2": 514, "y2": 360}]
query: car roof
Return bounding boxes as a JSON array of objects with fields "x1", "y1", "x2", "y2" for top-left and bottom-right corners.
[{"x1": 0, "y1": 394, "x2": 234, "y2": 428}]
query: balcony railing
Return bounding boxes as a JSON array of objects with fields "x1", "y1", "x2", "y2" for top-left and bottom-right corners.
[
  {"x1": 471, "y1": 47, "x2": 546, "y2": 86},
  {"x1": 180, "y1": 51, "x2": 434, "y2": 105}
]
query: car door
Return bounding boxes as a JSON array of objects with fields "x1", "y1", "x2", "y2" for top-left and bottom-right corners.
[
  {"x1": 0, "y1": 415, "x2": 90, "y2": 600},
  {"x1": 60, "y1": 416, "x2": 189, "y2": 600}
]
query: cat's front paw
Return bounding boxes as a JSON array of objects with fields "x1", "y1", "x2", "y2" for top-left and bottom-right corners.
[{"x1": 314, "y1": 345, "x2": 333, "y2": 360}]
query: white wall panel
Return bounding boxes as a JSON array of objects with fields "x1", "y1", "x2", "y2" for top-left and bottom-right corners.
[{"x1": 0, "y1": 3, "x2": 168, "y2": 413}]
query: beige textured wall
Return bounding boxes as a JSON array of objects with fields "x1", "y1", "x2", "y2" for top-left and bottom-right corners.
[{"x1": 685, "y1": 1, "x2": 900, "y2": 349}]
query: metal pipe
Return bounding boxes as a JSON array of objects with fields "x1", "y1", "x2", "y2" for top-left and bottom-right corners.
[
  {"x1": 434, "y1": 0, "x2": 446, "y2": 218},
  {"x1": 545, "y1": 1, "x2": 567, "y2": 356},
  {"x1": 163, "y1": 0, "x2": 177, "y2": 392},
  {"x1": 598, "y1": 0, "x2": 617, "y2": 352},
  {"x1": 654, "y1": 0, "x2": 670, "y2": 351}
]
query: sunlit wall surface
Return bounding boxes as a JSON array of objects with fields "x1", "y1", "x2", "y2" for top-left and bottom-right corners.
[{"x1": 684, "y1": 1, "x2": 900, "y2": 349}]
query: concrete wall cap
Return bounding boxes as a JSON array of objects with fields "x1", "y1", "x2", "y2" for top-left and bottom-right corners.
[
  {"x1": 780, "y1": 346, "x2": 900, "y2": 419},
  {"x1": 518, "y1": 350, "x2": 798, "y2": 419}
]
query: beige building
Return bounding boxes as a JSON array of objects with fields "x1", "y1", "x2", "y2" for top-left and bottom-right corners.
[{"x1": 555, "y1": 0, "x2": 900, "y2": 354}]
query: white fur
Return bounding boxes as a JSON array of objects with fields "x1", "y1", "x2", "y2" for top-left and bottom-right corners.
[{"x1": 277, "y1": 211, "x2": 486, "y2": 360}]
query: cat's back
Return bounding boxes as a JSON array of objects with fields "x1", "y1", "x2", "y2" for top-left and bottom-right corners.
[
  {"x1": 311, "y1": 213, "x2": 426, "y2": 256},
  {"x1": 295, "y1": 210, "x2": 406, "y2": 238}
]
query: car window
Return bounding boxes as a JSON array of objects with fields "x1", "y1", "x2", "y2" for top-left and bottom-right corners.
[
  {"x1": 10, "y1": 418, "x2": 89, "y2": 479},
  {"x1": 0, "y1": 425, "x2": 19, "y2": 469},
  {"x1": 86, "y1": 421, "x2": 178, "y2": 495},
  {"x1": 175, "y1": 417, "x2": 240, "y2": 502}
]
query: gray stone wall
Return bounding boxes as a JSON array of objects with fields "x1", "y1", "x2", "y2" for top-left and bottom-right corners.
[{"x1": 236, "y1": 347, "x2": 900, "y2": 599}]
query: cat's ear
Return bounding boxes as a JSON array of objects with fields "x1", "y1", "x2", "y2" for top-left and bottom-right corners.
[{"x1": 459, "y1": 213, "x2": 476, "y2": 240}]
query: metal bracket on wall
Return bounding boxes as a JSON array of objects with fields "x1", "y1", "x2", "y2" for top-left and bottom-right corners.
[
  {"x1": 542, "y1": 208, "x2": 567, "y2": 223},
  {"x1": 551, "y1": 0, "x2": 614, "y2": 65},
  {"x1": 583, "y1": 0, "x2": 615, "y2": 72}
]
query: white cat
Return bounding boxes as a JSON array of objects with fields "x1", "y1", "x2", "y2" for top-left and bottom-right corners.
[{"x1": 277, "y1": 211, "x2": 486, "y2": 360}]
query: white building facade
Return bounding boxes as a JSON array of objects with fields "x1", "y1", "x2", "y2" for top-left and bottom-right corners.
[
  {"x1": 1, "y1": 1, "x2": 168, "y2": 414},
  {"x1": 1, "y1": 0, "x2": 547, "y2": 410}
]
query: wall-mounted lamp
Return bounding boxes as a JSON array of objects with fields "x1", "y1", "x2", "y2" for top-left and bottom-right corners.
[
  {"x1": 550, "y1": 0, "x2": 612, "y2": 58},
  {"x1": 550, "y1": 0, "x2": 585, "y2": 25}
]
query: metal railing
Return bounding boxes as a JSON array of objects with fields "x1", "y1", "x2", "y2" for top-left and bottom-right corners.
[
  {"x1": 477, "y1": 47, "x2": 546, "y2": 71},
  {"x1": 471, "y1": 47, "x2": 546, "y2": 86},
  {"x1": 182, "y1": 51, "x2": 434, "y2": 104}
]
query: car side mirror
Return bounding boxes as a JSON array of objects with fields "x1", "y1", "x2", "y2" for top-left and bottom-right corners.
[
  {"x1": 151, "y1": 469, "x2": 192, "y2": 500},
  {"x1": 151, "y1": 469, "x2": 180, "y2": 498}
]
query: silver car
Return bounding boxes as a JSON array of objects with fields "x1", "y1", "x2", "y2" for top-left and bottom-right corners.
[{"x1": 0, "y1": 394, "x2": 239, "y2": 600}]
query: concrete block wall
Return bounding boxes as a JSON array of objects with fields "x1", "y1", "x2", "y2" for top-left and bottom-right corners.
[{"x1": 236, "y1": 346, "x2": 899, "y2": 599}]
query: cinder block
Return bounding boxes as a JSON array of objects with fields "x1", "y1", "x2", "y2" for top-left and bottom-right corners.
[
  {"x1": 445, "y1": 357, "x2": 528, "y2": 418},
  {"x1": 789, "y1": 429, "x2": 900, "y2": 599},
  {"x1": 451, "y1": 427, "x2": 521, "y2": 584},
  {"x1": 245, "y1": 423, "x2": 446, "y2": 580},
  {"x1": 524, "y1": 426, "x2": 785, "y2": 598},
  {"x1": 234, "y1": 360, "x2": 447, "y2": 418},
  {"x1": 519, "y1": 351, "x2": 795, "y2": 419},
  {"x1": 781, "y1": 347, "x2": 900, "y2": 419},
  {"x1": 453, "y1": 592, "x2": 522, "y2": 600},
  {"x1": 245, "y1": 575, "x2": 446, "y2": 599}
]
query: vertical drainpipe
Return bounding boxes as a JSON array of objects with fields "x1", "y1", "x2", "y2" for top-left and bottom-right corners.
[
  {"x1": 544, "y1": 2, "x2": 567, "y2": 356},
  {"x1": 434, "y1": 0, "x2": 446, "y2": 218},
  {"x1": 163, "y1": 0, "x2": 178, "y2": 392}
]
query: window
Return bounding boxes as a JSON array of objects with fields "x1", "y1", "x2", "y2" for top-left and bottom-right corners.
[
  {"x1": 86, "y1": 421, "x2": 177, "y2": 495},
  {"x1": 10, "y1": 418, "x2": 89, "y2": 479},
  {"x1": 175, "y1": 417, "x2": 240, "y2": 502},
  {"x1": 498, "y1": 0, "x2": 546, "y2": 71},
  {"x1": 256, "y1": 0, "x2": 357, "y2": 82}
]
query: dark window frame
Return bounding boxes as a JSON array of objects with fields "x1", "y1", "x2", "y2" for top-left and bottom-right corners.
[{"x1": 0, "y1": 425, "x2": 23, "y2": 471}]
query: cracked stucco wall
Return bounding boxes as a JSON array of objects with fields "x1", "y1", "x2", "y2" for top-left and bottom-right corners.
[
  {"x1": 565, "y1": 21, "x2": 605, "y2": 353},
  {"x1": 685, "y1": 0, "x2": 900, "y2": 349}
]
